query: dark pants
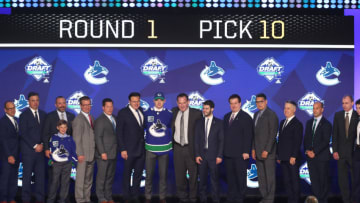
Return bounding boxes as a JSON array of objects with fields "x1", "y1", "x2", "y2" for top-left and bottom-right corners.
[
  {"x1": 337, "y1": 156, "x2": 353, "y2": 203},
  {"x1": 22, "y1": 152, "x2": 45, "y2": 202},
  {"x1": 122, "y1": 154, "x2": 145, "y2": 200},
  {"x1": 256, "y1": 158, "x2": 276, "y2": 203},
  {"x1": 198, "y1": 152, "x2": 220, "y2": 203},
  {"x1": 308, "y1": 159, "x2": 329, "y2": 203},
  {"x1": 47, "y1": 162, "x2": 72, "y2": 203},
  {"x1": 0, "y1": 160, "x2": 19, "y2": 202},
  {"x1": 96, "y1": 158, "x2": 117, "y2": 203},
  {"x1": 225, "y1": 157, "x2": 248, "y2": 203},
  {"x1": 280, "y1": 161, "x2": 300, "y2": 203},
  {"x1": 145, "y1": 151, "x2": 169, "y2": 200},
  {"x1": 353, "y1": 148, "x2": 360, "y2": 203},
  {"x1": 173, "y1": 144, "x2": 197, "y2": 202}
]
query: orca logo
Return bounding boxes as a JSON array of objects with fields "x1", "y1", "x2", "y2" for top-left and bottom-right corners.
[
  {"x1": 149, "y1": 119, "x2": 167, "y2": 137},
  {"x1": 299, "y1": 162, "x2": 311, "y2": 185},
  {"x1": 189, "y1": 91, "x2": 206, "y2": 110},
  {"x1": 200, "y1": 61, "x2": 225, "y2": 85},
  {"x1": 51, "y1": 145, "x2": 70, "y2": 162},
  {"x1": 141, "y1": 57, "x2": 167, "y2": 83},
  {"x1": 140, "y1": 99, "x2": 150, "y2": 111},
  {"x1": 66, "y1": 91, "x2": 87, "y2": 114},
  {"x1": 14, "y1": 94, "x2": 29, "y2": 118},
  {"x1": 298, "y1": 92, "x2": 324, "y2": 116},
  {"x1": 316, "y1": 62, "x2": 341, "y2": 86},
  {"x1": 25, "y1": 56, "x2": 52, "y2": 83},
  {"x1": 84, "y1": 60, "x2": 109, "y2": 85},
  {"x1": 247, "y1": 164, "x2": 259, "y2": 188},
  {"x1": 257, "y1": 57, "x2": 284, "y2": 84},
  {"x1": 242, "y1": 95, "x2": 257, "y2": 118}
]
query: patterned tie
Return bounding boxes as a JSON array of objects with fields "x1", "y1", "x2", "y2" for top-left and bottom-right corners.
[
  {"x1": 312, "y1": 118, "x2": 317, "y2": 147},
  {"x1": 345, "y1": 112, "x2": 349, "y2": 138},
  {"x1": 180, "y1": 111, "x2": 185, "y2": 146},
  {"x1": 282, "y1": 119, "x2": 288, "y2": 131},
  {"x1": 34, "y1": 111, "x2": 40, "y2": 124},
  {"x1": 88, "y1": 114, "x2": 94, "y2": 129},
  {"x1": 14, "y1": 118, "x2": 19, "y2": 132},
  {"x1": 204, "y1": 118, "x2": 209, "y2": 149},
  {"x1": 61, "y1": 112, "x2": 66, "y2": 121},
  {"x1": 229, "y1": 113, "x2": 235, "y2": 125},
  {"x1": 136, "y1": 109, "x2": 143, "y2": 126},
  {"x1": 110, "y1": 116, "x2": 116, "y2": 131}
]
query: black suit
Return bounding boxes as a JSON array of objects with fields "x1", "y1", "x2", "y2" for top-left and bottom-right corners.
[
  {"x1": 277, "y1": 116, "x2": 303, "y2": 203},
  {"x1": 333, "y1": 110, "x2": 358, "y2": 203},
  {"x1": 19, "y1": 108, "x2": 46, "y2": 202},
  {"x1": 42, "y1": 110, "x2": 75, "y2": 150},
  {"x1": 171, "y1": 107, "x2": 202, "y2": 202},
  {"x1": 195, "y1": 116, "x2": 224, "y2": 202},
  {"x1": 223, "y1": 110, "x2": 253, "y2": 203},
  {"x1": 353, "y1": 116, "x2": 360, "y2": 203},
  {"x1": 116, "y1": 106, "x2": 145, "y2": 200},
  {"x1": 304, "y1": 116, "x2": 332, "y2": 203},
  {"x1": 0, "y1": 115, "x2": 20, "y2": 202}
]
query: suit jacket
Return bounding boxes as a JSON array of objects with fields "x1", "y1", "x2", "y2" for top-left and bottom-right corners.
[
  {"x1": 171, "y1": 107, "x2": 202, "y2": 159},
  {"x1": 304, "y1": 116, "x2": 332, "y2": 161},
  {"x1": 42, "y1": 110, "x2": 75, "y2": 150},
  {"x1": 116, "y1": 106, "x2": 145, "y2": 158},
  {"x1": 252, "y1": 107, "x2": 279, "y2": 160},
  {"x1": 19, "y1": 108, "x2": 46, "y2": 154},
  {"x1": 0, "y1": 115, "x2": 20, "y2": 161},
  {"x1": 276, "y1": 116, "x2": 303, "y2": 161},
  {"x1": 72, "y1": 112, "x2": 95, "y2": 162},
  {"x1": 333, "y1": 110, "x2": 358, "y2": 159},
  {"x1": 94, "y1": 113, "x2": 118, "y2": 160},
  {"x1": 195, "y1": 117, "x2": 224, "y2": 159},
  {"x1": 223, "y1": 110, "x2": 254, "y2": 158}
]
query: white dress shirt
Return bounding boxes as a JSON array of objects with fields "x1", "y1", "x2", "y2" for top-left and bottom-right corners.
[
  {"x1": 6, "y1": 113, "x2": 18, "y2": 130},
  {"x1": 57, "y1": 110, "x2": 67, "y2": 121},
  {"x1": 30, "y1": 107, "x2": 40, "y2": 123},
  {"x1": 129, "y1": 105, "x2": 143, "y2": 126},
  {"x1": 104, "y1": 112, "x2": 116, "y2": 128},
  {"x1": 174, "y1": 108, "x2": 189, "y2": 145},
  {"x1": 204, "y1": 115, "x2": 213, "y2": 149}
]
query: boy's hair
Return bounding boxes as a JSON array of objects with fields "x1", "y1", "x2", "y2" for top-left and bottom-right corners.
[{"x1": 57, "y1": 119, "x2": 68, "y2": 127}]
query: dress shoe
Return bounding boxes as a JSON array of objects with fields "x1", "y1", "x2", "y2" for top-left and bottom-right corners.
[
  {"x1": 9, "y1": 201, "x2": 16, "y2": 203},
  {"x1": 159, "y1": 199, "x2": 166, "y2": 203},
  {"x1": 0, "y1": 201, "x2": 7, "y2": 203}
]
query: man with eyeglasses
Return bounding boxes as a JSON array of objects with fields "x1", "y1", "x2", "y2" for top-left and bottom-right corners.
[{"x1": 251, "y1": 93, "x2": 278, "y2": 203}]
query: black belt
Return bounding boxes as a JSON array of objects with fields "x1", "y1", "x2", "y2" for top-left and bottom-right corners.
[
  {"x1": 174, "y1": 142, "x2": 189, "y2": 147},
  {"x1": 356, "y1": 145, "x2": 360, "y2": 148}
]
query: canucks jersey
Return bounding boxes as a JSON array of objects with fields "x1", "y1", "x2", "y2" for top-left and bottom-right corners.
[{"x1": 50, "y1": 133, "x2": 77, "y2": 164}]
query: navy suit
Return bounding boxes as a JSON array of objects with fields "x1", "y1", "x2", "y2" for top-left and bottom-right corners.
[
  {"x1": 195, "y1": 116, "x2": 224, "y2": 202},
  {"x1": 0, "y1": 115, "x2": 20, "y2": 202},
  {"x1": 223, "y1": 110, "x2": 253, "y2": 203},
  {"x1": 19, "y1": 108, "x2": 46, "y2": 202},
  {"x1": 116, "y1": 106, "x2": 145, "y2": 200},
  {"x1": 277, "y1": 116, "x2": 303, "y2": 203},
  {"x1": 304, "y1": 116, "x2": 332, "y2": 203}
]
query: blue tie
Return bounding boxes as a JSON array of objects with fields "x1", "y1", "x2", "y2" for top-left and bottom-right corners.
[{"x1": 110, "y1": 116, "x2": 116, "y2": 131}]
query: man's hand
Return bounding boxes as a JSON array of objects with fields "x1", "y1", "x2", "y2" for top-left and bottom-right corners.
[
  {"x1": 290, "y1": 157, "x2": 296, "y2": 165},
  {"x1": 252, "y1": 150, "x2": 256, "y2": 160},
  {"x1": 277, "y1": 160, "x2": 281, "y2": 164},
  {"x1": 121, "y1": 151, "x2": 128, "y2": 160},
  {"x1": 45, "y1": 150, "x2": 51, "y2": 158},
  {"x1": 216, "y1": 157, "x2": 222, "y2": 165},
  {"x1": 78, "y1": 155, "x2": 85, "y2": 163},
  {"x1": 261, "y1": 151, "x2": 268, "y2": 159},
  {"x1": 242, "y1": 153, "x2": 249, "y2": 160},
  {"x1": 333, "y1": 152, "x2": 340, "y2": 160},
  {"x1": 35, "y1": 144, "x2": 43, "y2": 152},
  {"x1": 196, "y1": 156, "x2": 203, "y2": 164},
  {"x1": 8, "y1": 156, "x2": 15, "y2": 165},
  {"x1": 101, "y1": 153, "x2": 108, "y2": 161}
]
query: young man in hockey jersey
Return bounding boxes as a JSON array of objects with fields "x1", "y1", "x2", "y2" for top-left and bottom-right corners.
[
  {"x1": 47, "y1": 120, "x2": 77, "y2": 203},
  {"x1": 144, "y1": 92, "x2": 173, "y2": 203}
]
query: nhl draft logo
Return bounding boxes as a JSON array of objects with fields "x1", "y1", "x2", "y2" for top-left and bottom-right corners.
[
  {"x1": 242, "y1": 95, "x2": 257, "y2": 118},
  {"x1": 247, "y1": 164, "x2": 259, "y2": 188},
  {"x1": 84, "y1": 60, "x2": 109, "y2": 85},
  {"x1": 298, "y1": 92, "x2": 324, "y2": 116},
  {"x1": 66, "y1": 91, "x2": 87, "y2": 114},
  {"x1": 316, "y1": 62, "x2": 341, "y2": 86},
  {"x1": 200, "y1": 61, "x2": 225, "y2": 85},
  {"x1": 140, "y1": 57, "x2": 167, "y2": 83},
  {"x1": 25, "y1": 56, "x2": 52, "y2": 83},
  {"x1": 299, "y1": 162, "x2": 311, "y2": 185},
  {"x1": 257, "y1": 57, "x2": 284, "y2": 84},
  {"x1": 14, "y1": 94, "x2": 29, "y2": 118},
  {"x1": 189, "y1": 91, "x2": 206, "y2": 110}
]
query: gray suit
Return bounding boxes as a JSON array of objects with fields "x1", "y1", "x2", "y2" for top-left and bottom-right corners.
[
  {"x1": 253, "y1": 107, "x2": 279, "y2": 203},
  {"x1": 72, "y1": 112, "x2": 95, "y2": 203},
  {"x1": 94, "y1": 113, "x2": 118, "y2": 203}
]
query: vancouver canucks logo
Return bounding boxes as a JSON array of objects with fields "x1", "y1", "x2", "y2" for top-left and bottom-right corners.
[
  {"x1": 141, "y1": 100, "x2": 150, "y2": 111},
  {"x1": 25, "y1": 56, "x2": 52, "y2": 83},
  {"x1": 52, "y1": 145, "x2": 70, "y2": 162},
  {"x1": 200, "y1": 61, "x2": 225, "y2": 85},
  {"x1": 299, "y1": 162, "x2": 311, "y2": 185},
  {"x1": 257, "y1": 57, "x2": 284, "y2": 84},
  {"x1": 84, "y1": 60, "x2": 109, "y2": 85},
  {"x1": 189, "y1": 91, "x2": 206, "y2": 110},
  {"x1": 14, "y1": 94, "x2": 29, "y2": 118},
  {"x1": 140, "y1": 57, "x2": 167, "y2": 83},
  {"x1": 149, "y1": 119, "x2": 167, "y2": 137},
  {"x1": 298, "y1": 92, "x2": 324, "y2": 116},
  {"x1": 247, "y1": 164, "x2": 259, "y2": 188},
  {"x1": 242, "y1": 95, "x2": 257, "y2": 118},
  {"x1": 316, "y1": 62, "x2": 341, "y2": 86},
  {"x1": 66, "y1": 91, "x2": 87, "y2": 114}
]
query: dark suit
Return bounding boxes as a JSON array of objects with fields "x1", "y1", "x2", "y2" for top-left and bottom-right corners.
[
  {"x1": 333, "y1": 110, "x2": 358, "y2": 203},
  {"x1": 253, "y1": 107, "x2": 278, "y2": 203},
  {"x1": 171, "y1": 107, "x2": 202, "y2": 202},
  {"x1": 277, "y1": 116, "x2": 303, "y2": 203},
  {"x1": 95, "y1": 113, "x2": 118, "y2": 203},
  {"x1": 42, "y1": 110, "x2": 75, "y2": 150},
  {"x1": 223, "y1": 110, "x2": 253, "y2": 203},
  {"x1": 353, "y1": 116, "x2": 360, "y2": 203},
  {"x1": 116, "y1": 106, "x2": 145, "y2": 200},
  {"x1": 304, "y1": 116, "x2": 332, "y2": 203},
  {"x1": 195, "y1": 116, "x2": 224, "y2": 202},
  {"x1": 19, "y1": 108, "x2": 46, "y2": 202},
  {"x1": 0, "y1": 115, "x2": 20, "y2": 202}
]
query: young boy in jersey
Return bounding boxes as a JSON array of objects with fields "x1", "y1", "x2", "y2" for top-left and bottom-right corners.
[{"x1": 47, "y1": 120, "x2": 77, "y2": 203}]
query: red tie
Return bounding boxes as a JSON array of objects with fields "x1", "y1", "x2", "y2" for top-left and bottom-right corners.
[{"x1": 88, "y1": 114, "x2": 94, "y2": 129}]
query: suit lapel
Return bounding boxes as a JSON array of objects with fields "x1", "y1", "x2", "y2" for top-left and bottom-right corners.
[
  {"x1": 5, "y1": 116, "x2": 17, "y2": 132},
  {"x1": 79, "y1": 112, "x2": 92, "y2": 128},
  {"x1": 127, "y1": 107, "x2": 142, "y2": 129}
]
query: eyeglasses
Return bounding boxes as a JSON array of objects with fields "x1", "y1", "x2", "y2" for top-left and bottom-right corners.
[
  {"x1": 255, "y1": 100, "x2": 265, "y2": 104},
  {"x1": 5, "y1": 107, "x2": 15, "y2": 110}
]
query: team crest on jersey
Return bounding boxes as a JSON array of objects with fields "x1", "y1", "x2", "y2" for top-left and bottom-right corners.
[
  {"x1": 242, "y1": 95, "x2": 257, "y2": 118},
  {"x1": 247, "y1": 164, "x2": 259, "y2": 188},
  {"x1": 52, "y1": 145, "x2": 70, "y2": 162},
  {"x1": 140, "y1": 57, "x2": 167, "y2": 83},
  {"x1": 66, "y1": 91, "x2": 87, "y2": 114},
  {"x1": 25, "y1": 56, "x2": 52, "y2": 83},
  {"x1": 298, "y1": 92, "x2": 324, "y2": 116},
  {"x1": 14, "y1": 94, "x2": 29, "y2": 118},
  {"x1": 189, "y1": 91, "x2": 206, "y2": 110},
  {"x1": 52, "y1": 141, "x2": 59, "y2": 148},
  {"x1": 84, "y1": 60, "x2": 109, "y2": 85},
  {"x1": 200, "y1": 61, "x2": 225, "y2": 85},
  {"x1": 316, "y1": 61, "x2": 341, "y2": 86},
  {"x1": 149, "y1": 119, "x2": 167, "y2": 137},
  {"x1": 257, "y1": 57, "x2": 284, "y2": 84}
]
